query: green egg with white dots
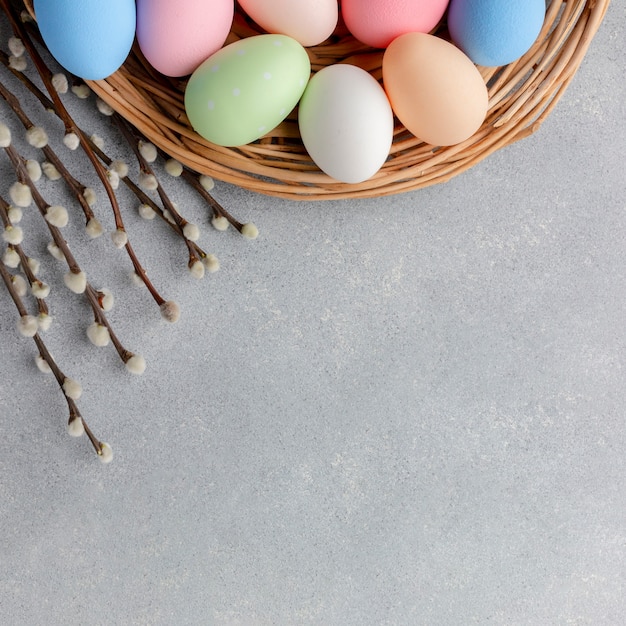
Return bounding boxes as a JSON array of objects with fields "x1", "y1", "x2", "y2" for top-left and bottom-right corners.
[{"x1": 185, "y1": 34, "x2": 311, "y2": 147}]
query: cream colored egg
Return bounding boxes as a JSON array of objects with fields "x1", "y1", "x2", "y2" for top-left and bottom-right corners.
[
  {"x1": 383, "y1": 32, "x2": 488, "y2": 146},
  {"x1": 238, "y1": 0, "x2": 338, "y2": 47}
]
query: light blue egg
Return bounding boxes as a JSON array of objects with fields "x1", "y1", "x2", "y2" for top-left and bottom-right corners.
[
  {"x1": 34, "y1": 0, "x2": 136, "y2": 80},
  {"x1": 448, "y1": 0, "x2": 546, "y2": 67}
]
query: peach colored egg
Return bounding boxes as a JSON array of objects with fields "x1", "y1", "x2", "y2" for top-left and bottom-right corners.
[
  {"x1": 382, "y1": 32, "x2": 488, "y2": 146},
  {"x1": 342, "y1": 0, "x2": 450, "y2": 49},
  {"x1": 238, "y1": 0, "x2": 338, "y2": 47},
  {"x1": 136, "y1": 0, "x2": 234, "y2": 77}
]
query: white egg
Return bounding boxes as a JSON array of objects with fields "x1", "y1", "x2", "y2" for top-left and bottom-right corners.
[{"x1": 298, "y1": 64, "x2": 394, "y2": 183}]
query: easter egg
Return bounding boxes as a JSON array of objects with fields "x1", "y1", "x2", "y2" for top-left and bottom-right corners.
[
  {"x1": 342, "y1": 0, "x2": 450, "y2": 49},
  {"x1": 448, "y1": 0, "x2": 546, "y2": 66},
  {"x1": 33, "y1": 0, "x2": 135, "y2": 80},
  {"x1": 136, "y1": 0, "x2": 234, "y2": 77},
  {"x1": 238, "y1": 0, "x2": 338, "y2": 47},
  {"x1": 382, "y1": 32, "x2": 488, "y2": 146},
  {"x1": 298, "y1": 64, "x2": 394, "y2": 183},
  {"x1": 185, "y1": 35, "x2": 311, "y2": 147}
]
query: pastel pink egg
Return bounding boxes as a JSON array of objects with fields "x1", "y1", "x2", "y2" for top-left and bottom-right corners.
[
  {"x1": 342, "y1": 0, "x2": 450, "y2": 49},
  {"x1": 136, "y1": 0, "x2": 234, "y2": 77}
]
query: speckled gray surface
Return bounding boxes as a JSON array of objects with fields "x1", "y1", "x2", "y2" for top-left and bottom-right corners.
[{"x1": 1, "y1": 4, "x2": 625, "y2": 625}]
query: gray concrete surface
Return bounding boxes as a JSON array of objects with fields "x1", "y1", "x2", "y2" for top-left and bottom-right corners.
[{"x1": 1, "y1": 4, "x2": 624, "y2": 624}]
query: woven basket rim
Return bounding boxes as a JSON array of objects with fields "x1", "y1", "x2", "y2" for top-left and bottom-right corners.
[{"x1": 26, "y1": 0, "x2": 612, "y2": 201}]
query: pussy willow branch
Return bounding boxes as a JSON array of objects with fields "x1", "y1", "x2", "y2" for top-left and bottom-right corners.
[
  {"x1": 113, "y1": 115, "x2": 205, "y2": 268},
  {"x1": 86, "y1": 132, "x2": 213, "y2": 268},
  {"x1": 0, "y1": 75, "x2": 97, "y2": 226},
  {"x1": 180, "y1": 166, "x2": 246, "y2": 233},
  {"x1": 0, "y1": 259, "x2": 105, "y2": 457},
  {"x1": 3, "y1": 141, "x2": 141, "y2": 367},
  {"x1": 0, "y1": 194, "x2": 50, "y2": 318}
]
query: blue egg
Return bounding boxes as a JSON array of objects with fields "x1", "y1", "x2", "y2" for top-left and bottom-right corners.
[
  {"x1": 34, "y1": 0, "x2": 136, "y2": 80},
  {"x1": 448, "y1": 0, "x2": 546, "y2": 67}
]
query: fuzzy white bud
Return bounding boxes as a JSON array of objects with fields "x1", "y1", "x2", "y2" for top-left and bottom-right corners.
[
  {"x1": 71, "y1": 83, "x2": 91, "y2": 99},
  {"x1": 64, "y1": 270, "x2": 87, "y2": 294},
  {"x1": 211, "y1": 215, "x2": 229, "y2": 231},
  {"x1": 138, "y1": 203, "x2": 156, "y2": 220},
  {"x1": 24, "y1": 257, "x2": 38, "y2": 275},
  {"x1": 9, "y1": 182, "x2": 32, "y2": 207},
  {"x1": 7, "y1": 206, "x2": 22, "y2": 223},
  {"x1": 8, "y1": 55, "x2": 27, "y2": 71},
  {"x1": 125, "y1": 354, "x2": 146, "y2": 375},
  {"x1": 8, "y1": 37, "x2": 25, "y2": 57},
  {"x1": 26, "y1": 256, "x2": 40, "y2": 275},
  {"x1": 96, "y1": 98, "x2": 114, "y2": 116},
  {"x1": 37, "y1": 312, "x2": 52, "y2": 331},
  {"x1": 2, "y1": 247, "x2": 20, "y2": 268},
  {"x1": 51, "y1": 73, "x2": 68, "y2": 93},
  {"x1": 106, "y1": 169, "x2": 120, "y2": 190},
  {"x1": 85, "y1": 217, "x2": 103, "y2": 238},
  {"x1": 202, "y1": 253, "x2": 220, "y2": 273},
  {"x1": 98, "y1": 442, "x2": 113, "y2": 464},
  {"x1": 138, "y1": 140, "x2": 158, "y2": 163},
  {"x1": 241, "y1": 222, "x2": 259, "y2": 240},
  {"x1": 111, "y1": 160, "x2": 129, "y2": 178},
  {"x1": 138, "y1": 172, "x2": 158, "y2": 191},
  {"x1": 83, "y1": 187, "x2": 97, "y2": 207},
  {"x1": 97, "y1": 288, "x2": 114, "y2": 312},
  {"x1": 90, "y1": 134, "x2": 104, "y2": 150},
  {"x1": 3, "y1": 225, "x2": 23, "y2": 245},
  {"x1": 18, "y1": 315, "x2": 38, "y2": 337},
  {"x1": 35, "y1": 354, "x2": 52, "y2": 374},
  {"x1": 12, "y1": 274, "x2": 28, "y2": 296},
  {"x1": 160, "y1": 300, "x2": 181, "y2": 323},
  {"x1": 164, "y1": 159, "x2": 183, "y2": 177},
  {"x1": 183, "y1": 222, "x2": 200, "y2": 241},
  {"x1": 67, "y1": 418, "x2": 84, "y2": 438},
  {"x1": 110, "y1": 229, "x2": 128, "y2": 249},
  {"x1": 87, "y1": 322, "x2": 110, "y2": 347},
  {"x1": 25, "y1": 126, "x2": 48, "y2": 148},
  {"x1": 130, "y1": 271, "x2": 144, "y2": 286},
  {"x1": 189, "y1": 259, "x2": 205, "y2": 279},
  {"x1": 25, "y1": 159, "x2": 42, "y2": 182},
  {"x1": 199, "y1": 175, "x2": 215, "y2": 191},
  {"x1": 45, "y1": 205, "x2": 69, "y2": 228},
  {"x1": 162, "y1": 210, "x2": 176, "y2": 225},
  {"x1": 0, "y1": 122, "x2": 11, "y2": 147},
  {"x1": 31, "y1": 280, "x2": 50, "y2": 299},
  {"x1": 47, "y1": 241, "x2": 65, "y2": 261},
  {"x1": 42, "y1": 161, "x2": 61, "y2": 180},
  {"x1": 63, "y1": 132, "x2": 80, "y2": 150},
  {"x1": 62, "y1": 377, "x2": 82, "y2": 400}
]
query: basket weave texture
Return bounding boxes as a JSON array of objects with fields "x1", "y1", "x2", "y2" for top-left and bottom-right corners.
[{"x1": 39, "y1": 1, "x2": 612, "y2": 200}]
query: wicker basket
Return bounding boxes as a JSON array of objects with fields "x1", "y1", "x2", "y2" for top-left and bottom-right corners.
[{"x1": 26, "y1": 0, "x2": 611, "y2": 200}]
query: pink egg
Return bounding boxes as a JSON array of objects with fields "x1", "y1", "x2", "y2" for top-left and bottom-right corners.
[
  {"x1": 136, "y1": 0, "x2": 234, "y2": 77},
  {"x1": 342, "y1": 0, "x2": 450, "y2": 48},
  {"x1": 238, "y1": 0, "x2": 338, "y2": 47}
]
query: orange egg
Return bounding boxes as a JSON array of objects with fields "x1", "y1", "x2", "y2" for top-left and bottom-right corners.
[{"x1": 382, "y1": 32, "x2": 488, "y2": 146}]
